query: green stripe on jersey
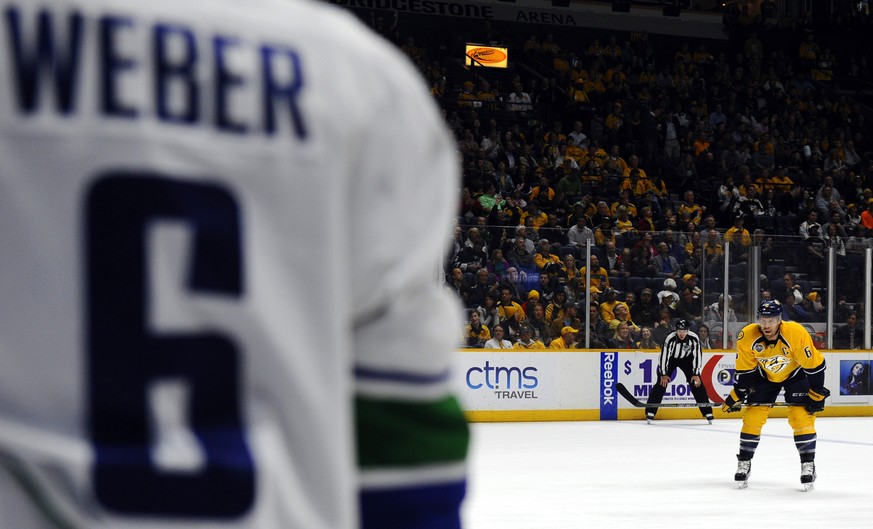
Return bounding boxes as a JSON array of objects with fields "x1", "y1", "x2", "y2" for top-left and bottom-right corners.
[{"x1": 356, "y1": 396, "x2": 469, "y2": 468}]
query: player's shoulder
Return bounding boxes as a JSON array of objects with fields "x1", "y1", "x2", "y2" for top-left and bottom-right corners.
[
  {"x1": 120, "y1": 0, "x2": 407, "y2": 79},
  {"x1": 736, "y1": 322, "x2": 761, "y2": 344},
  {"x1": 297, "y1": 2, "x2": 417, "y2": 74},
  {"x1": 244, "y1": 1, "x2": 414, "y2": 72},
  {"x1": 739, "y1": 322, "x2": 759, "y2": 334},
  {"x1": 780, "y1": 320, "x2": 813, "y2": 342},
  {"x1": 780, "y1": 320, "x2": 806, "y2": 331}
]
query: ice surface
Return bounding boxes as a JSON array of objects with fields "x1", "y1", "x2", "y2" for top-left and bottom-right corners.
[{"x1": 464, "y1": 417, "x2": 873, "y2": 529}]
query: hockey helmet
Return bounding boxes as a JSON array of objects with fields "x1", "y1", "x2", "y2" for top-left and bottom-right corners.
[
  {"x1": 674, "y1": 319, "x2": 690, "y2": 330},
  {"x1": 757, "y1": 299, "x2": 783, "y2": 317}
]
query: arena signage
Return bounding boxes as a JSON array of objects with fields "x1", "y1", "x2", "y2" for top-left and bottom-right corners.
[
  {"x1": 330, "y1": 0, "x2": 727, "y2": 38},
  {"x1": 455, "y1": 350, "x2": 868, "y2": 422},
  {"x1": 328, "y1": 0, "x2": 580, "y2": 27}
]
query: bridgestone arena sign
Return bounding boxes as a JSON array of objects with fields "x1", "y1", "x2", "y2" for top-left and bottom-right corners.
[
  {"x1": 329, "y1": 0, "x2": 580, "y2": 26},
  {"x1": 330, "y1": 1, "x2": 728, "y2": 40}
]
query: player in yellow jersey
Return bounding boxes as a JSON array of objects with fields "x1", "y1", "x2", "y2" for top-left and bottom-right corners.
[{"x1": 721, "y1": 299, "x2": 829, "y2": 490}]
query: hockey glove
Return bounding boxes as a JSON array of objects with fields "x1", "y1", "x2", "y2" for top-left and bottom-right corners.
[
  {"x1": 721, "y1": 389, "x2": 745, "y2": 413},
  {"x1": 805, "y1": 387, "x2": 830, "y2": 414}
]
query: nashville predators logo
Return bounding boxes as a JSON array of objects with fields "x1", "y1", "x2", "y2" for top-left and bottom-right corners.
[
  {"x1": 466, "y1": 47, "x2": 508, "y2": 65},
  {"x1": 758, "y1": 355, "x2": 792, "y2": 373}
]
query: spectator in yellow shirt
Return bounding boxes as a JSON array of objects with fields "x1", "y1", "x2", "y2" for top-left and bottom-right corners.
[
  {"x1": 580, "y1": 254, "x2": 611, "y2": 291},
  {"x1": 622, "y1": 154, "x2": 648, "y2": 179},
  {"x1": 514, "y1": 326, "x2": 546, "y2": 349},
  {"x1": 534, "y1": 239, "x2": 562, "y2": 272},
  {"x1": 724, "y1": 215, "x2": 752, "y2": 246},
  {"x1": 497, "y1": 287, "x2": 526, "y2": 323},
  {"x1": 770, "y1": 167, "x2": 794, "y2": 192},
  {"x1": 550, "y1": 326, "x2": 579, "y2": 349},
  {"x1": 463, "y1": 311, "x2": 491, "y2": 348},
  {"x1": 581, "y1": 143, "x2": 608, "y2": 168},
  {"x1": 606, "y1": 144, "x2": 629, "y2": 174},
  {"x1": 594, "y1": 216, "x2": 617, "y2": 247},
  {"x1": 615, "y1": 205, "x2": 637, "y2": 240},
  {"x1": 599, "y1": 287, "x2": 621, "y2": 323},
  {"x1": 703, "y1": 229, "x2": 725, "y2": 267},
  {"x1": 457, "y1": 81, "x2": 477, "y2": 108},
  {"x1": 621, "y1": 170, "x2": 654, "y2": 201},
  {"x1": 610, "y1": 190, "x2": 638, "y2": 218},
  {"x1": 605, "y1": 103, "x2": 625, "y2": 139},
  {"x1": 678, "y1": 190, "x2": 706, "y2": 225},
  {"x1": 520, "y1": 200, "x2": 549, "y2": 230},
  {"x1": 568, "y1": 78, "x2": 590, "y2": 105},
  {"x1": 545, "y1": 290, "x2": 567, "y2": 324},
  {"x1": 724, "y1": 215, "x2": 751, "y2": 263}
]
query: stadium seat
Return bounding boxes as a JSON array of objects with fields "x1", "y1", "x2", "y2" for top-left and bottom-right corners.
[
  {"x1": 766, "y1": 264, "x2": 785, "y2": 282},
  {"x1": 756, "y1": 214, "x2": 775, "y2": 233},
  {"x1": 609, "y1": 275, "x2": 626, "y2": 292},
  {"x1": 729, "y1": 277, "x2": 746, "y2": 295},
  {"x1": 728, "y1": 264, "x2": 746, "y2": 279},
  {"x1": 775, "y1": 215, "x2": 795, "y2": 236},
  {"x1": 559, "y1": 246, "x2": 580, "y2": 260},
  {"x1": 704, "y1": 292, "x2": 720, "y2": 305},
  {"x1": 703, "y1": 277, "x2": 723, "y2": 297},
  {"x1": 627, "y1": 276, "x2": 646, "y2": 295},
  {"x1": 797, "y1": 279, "x2": 811, "y2": 295},
  {"x1": 648, "y1": 277, "x2": 666, "y2": 292}
]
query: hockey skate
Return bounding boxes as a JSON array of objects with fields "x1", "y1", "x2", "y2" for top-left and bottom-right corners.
[
  {"x1": 734, "y1": 459, "x2": 751, "y2": 489},
  {"x1": 800, "y1": 461, "x2": 816, "y2": 491}
]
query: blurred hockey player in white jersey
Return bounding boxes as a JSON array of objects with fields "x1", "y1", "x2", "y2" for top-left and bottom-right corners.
[{"x1": 0, "y1": 1, "x2": 468, "y2": 528}]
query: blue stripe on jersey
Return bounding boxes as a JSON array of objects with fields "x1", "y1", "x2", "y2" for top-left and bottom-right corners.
[
  {"x1": 354, "y1": 366, "x2": 450, "y2": 384},
  {"x1": 360, "y1": 481, "x2": 466, "y2": 529}
]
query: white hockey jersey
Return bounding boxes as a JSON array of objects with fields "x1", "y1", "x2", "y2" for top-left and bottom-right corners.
[{"x1": 0, "y1": 1, "x2": 468, "y2": 527}]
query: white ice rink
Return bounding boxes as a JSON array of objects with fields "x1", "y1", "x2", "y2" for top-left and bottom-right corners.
[{"x1": 463, "y1": 417, "x2": 873, "y2": 529}]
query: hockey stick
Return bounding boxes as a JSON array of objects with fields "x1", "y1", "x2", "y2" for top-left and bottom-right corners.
[{"x1": 616, "y1": 383, "x2": 801, "y2": 408}]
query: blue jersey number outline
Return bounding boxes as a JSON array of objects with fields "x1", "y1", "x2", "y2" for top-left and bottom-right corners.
[{"x1": 86, "y1": 173, "x2": 254, "y2": 517}]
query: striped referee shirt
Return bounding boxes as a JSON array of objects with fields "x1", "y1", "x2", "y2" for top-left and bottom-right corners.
[{"x1": 659, "y1": 331, "x2": 703, "y2": 376}]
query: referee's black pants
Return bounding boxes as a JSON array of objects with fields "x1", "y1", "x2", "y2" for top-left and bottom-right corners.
[{"x1": 646, "y1": 356, "x2": 713, "y2": 420}]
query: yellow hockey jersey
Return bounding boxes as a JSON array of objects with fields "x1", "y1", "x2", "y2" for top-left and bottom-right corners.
[{"x1": 735, "y1": 320, "x2": 825, "y2": 384}]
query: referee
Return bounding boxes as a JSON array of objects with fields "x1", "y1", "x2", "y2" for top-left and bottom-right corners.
[{"x1": 646, "y1": 319, "x2": 714, "y2": 424}]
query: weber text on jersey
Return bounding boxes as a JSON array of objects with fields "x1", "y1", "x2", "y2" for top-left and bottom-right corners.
[{"x1": 3, "y1": 6, "x2": 308, "y2": 139}]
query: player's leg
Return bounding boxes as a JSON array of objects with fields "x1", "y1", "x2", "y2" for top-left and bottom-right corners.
[
  {"x1": 733, "y1": 405, "x2": 769, "y2": 487},
  {"x1": 786, "y1": 377, "x2": 817, "y2": 488},
  {"x1": 734, "y1": 381, "x2": 779, "y2": 487},
  {"x1": 738, "y1": 405, "x2": 770, "y2": 459},
  {"x1": 787, "y1": 406, "x2": 817, "y2": 487}
]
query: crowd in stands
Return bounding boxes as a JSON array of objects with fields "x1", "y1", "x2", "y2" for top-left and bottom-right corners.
[{"x1": 357, "y1": 3, "x2": 873, "y2": 349}]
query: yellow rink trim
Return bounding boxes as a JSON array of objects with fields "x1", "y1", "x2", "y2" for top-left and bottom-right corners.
[
  {"x1": 465, "y1": 409, "x2": 601, "y2": 422},
  {"x1": 465, "y1": 406, "x2": 873, "y2": 422}
]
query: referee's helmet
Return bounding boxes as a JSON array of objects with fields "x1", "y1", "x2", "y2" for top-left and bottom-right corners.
[{"x1": 675, "y1": 319, "x2": 690, "y2": 330}]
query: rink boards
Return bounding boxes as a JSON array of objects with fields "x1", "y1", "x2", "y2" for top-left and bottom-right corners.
[{"x1": 455, "y1": 350, "x2": 873, "y2": 422}]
